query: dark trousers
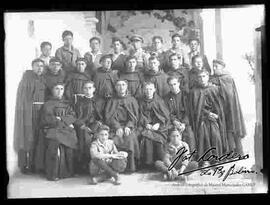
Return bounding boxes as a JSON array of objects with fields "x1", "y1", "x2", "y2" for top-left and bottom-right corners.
[{"x1": 140, "y1": 138, "x2": 165, "y2": 166}]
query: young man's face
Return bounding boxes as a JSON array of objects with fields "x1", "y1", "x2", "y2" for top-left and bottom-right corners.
[
  {"x1": 127, "y1": 58, "x2": 137, "y2": 72},
  {"x1": 148, "y1": 59, "x2": 160, "y2": 72},
  {"x1": 32, "y1": 61, "x2": 44, "y2": 76},
  {"x1": 97, "y1": 130, "x2": 109, "y2": 143},
  {"x1": 63, "y1": 35, "x2": 73, "y2": 47},
  {"x1": 144, "y1": 84, "x2": 156, "y2": 99},
  {"x1": 170, "y1": 55, "x2": 182, "y2": 69},
  {"x1": 168, "y1": 78, "x2": 181, "y2": 94},
  {"x1": 101, "y1": 58, "x2": 112, "y2": 70},
  {"x1": 49, "y1": 61, "x2": 62, "y2": 74},
  {"x1": 213, "y1": 62, "x2": 224, "y2": 73},
  {"x1": 90, "y1": 39, "x2": 100, "y2": 52},
  {"x1": 76, "y1": 61, "x2": 87, "y2": 73},
  {"x1": 52, "y1": 85, "x2": 64, "y2": 99},
  {"x1": 198, "y1": 72, "x2": 209, "y2": 87},
  {"x1": 41, "y1": 45, "x2": 52, "y2": 57},
  {"x1": 83, "y1": 83, "x2": 95, "y2": 97},
  {"x1": 115, "y1": 81, "x2": 128, "y2": 96},
  {"x1": 193, "y1": 57, "x2": 203, "y2": 70},
  {"x1": 172, "y1": 36, "x2": 181, "y2": 49},
  {"x1": 112, "y1": 41, "x2": 122, "y2": 53},
  {"x1": 169, "y1": 130, "x2": 182, "y2": 145},
  {"x1": 152, "y1": 38, "x2": 163, "y2": 51},
  {"x1": 190, "y1": 40, "x2": 199, "y2": 52},
  {"x1": 132, "y1": 40, "x2": 142, "y2": 50}
]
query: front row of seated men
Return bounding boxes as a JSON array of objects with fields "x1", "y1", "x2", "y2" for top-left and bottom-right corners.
[{"x1": 14, "y1": 54, "x2": 246, "y2": 185}]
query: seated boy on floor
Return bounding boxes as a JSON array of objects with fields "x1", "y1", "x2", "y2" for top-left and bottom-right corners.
[
  {"x1": 89, "y1": 125, "x2": 128, "y2": 185},
  {"x1": 155, "y1": 127, "x2": 198, "y2": 181}
]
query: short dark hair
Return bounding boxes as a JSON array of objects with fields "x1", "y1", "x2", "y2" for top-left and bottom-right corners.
[
  {"x1": 83, "y1": 80, "x2": 95, "y2": 87},
  {"x1": 49, "y1": 57, "x2": 62, "y2": 64},
  {"x1": 115, "y1": 79, "x2": 128, "y2": 87},
  {"x1": 167, "y1": 75, "x2": 181, "y2": 84},
  {"x1": 51, "y1": 81, "x2": 65, "y2": 89},
  {"x1": 40, "y1": 41, "x2": 52, "y2": 49},
  {"x1": 99, "y1": 54, "x2": 113, "y2": 64},
  {"x1": 197, "y1": 68, "x2": 210, "y2": 76},
  {"x1": 171, "y1": 33, "x2": 182, "y2": 40},
  {"x1": 125, "y1": 55, "x2": 137, "y2": 63},
  {"x1": 112, "y1": 37, "x2": 126, "y2": 50},
  {"x1": 169, "y1": 53, "x2": 181, "y2": 61},
  {"x1": 62, "y1": 30, "x2": 73, "y2": 39},
  {"x1": 168, "y1": 127, "x2": 182, "y2": 138},
  {"x1": 96, "y1": 124, "x2": 110, "y2": 134},
  {"x1": 143, "y1": 81, "x2": 155, "y2": 89},
  {"x1": 31, "y1": 58, "x2": 44, "y2": 67},
  {"x1": 90, "y1": 37, "x2": 101, "y2": 44},
  {"x1": 191, "y1": 54, "x2": 204, "y2": 66},
  {"x1": 148, "y1": 56, "x2": 159, "y2": 62},
  {"x1": 75, "y1": 57, "x2": 87, "y2": 64},
  {"x1": 152, "y1": 35, "x2": 163, "y2": 43},
  {"x1": 188, "y1": 38, "x2": 200, "y2": 45}
]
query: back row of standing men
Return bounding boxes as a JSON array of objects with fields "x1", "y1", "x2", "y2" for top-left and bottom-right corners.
[{"x1": 14, "y1": 30, "x2": 247, "y2": 182}]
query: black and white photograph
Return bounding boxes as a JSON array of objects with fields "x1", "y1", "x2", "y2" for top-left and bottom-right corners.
[{"x1": 4, "y1": 4, "x2": 268, "y2": 198}]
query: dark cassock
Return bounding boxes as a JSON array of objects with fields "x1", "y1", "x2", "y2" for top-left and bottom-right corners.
[
  {"x1": 84, "y1": 51, "x2": 103, "y2": 76},
  {"x1": 138, "y1": 93, "x2": 171, "y2": 167},
  {"x1": 189, "y1": 82, "x2": 229, "y2": 163},
  {"x1": 164, "y1": 91, "x2": 196, "y2": 152},
  {"x1": 104, "y1": 94, "x2": 140, "y2": 172},
  {"x1": 14, "y1": 70, "x2": 46, "y2": 173},
  {"x1": 44, "y1": 69, "x2": 66, "y2": 100},
  {"x1": 93, "y1": 67, "x2": 118, "y2": 99},
  {"x1": 189, "y1": 67, "x2": 201, "y2": 90},
  {"x1": 167, "y1": 66, "x2": 190, "y2": 93},
  {"x1": 118, "y1": 70, "x2": 143, "y2": 99},
  {"x1": 210, "y1": 69, "x2": 246, "y2": 154},
  {"x1": 143, "y1": 70, "x2": 170, "y2": 98},
  {"x1": 111, "y1": 52, "x2": 127, "y2": 72},
  {"x1": 73, "y1": 94, "x2": 105, "y2": 173},
  {"x1": 39, "y1": 96, "x2": 78, "y2": 180},
  {"x1": 64, "y1": 71, "x2": 92, "y2": 100}
]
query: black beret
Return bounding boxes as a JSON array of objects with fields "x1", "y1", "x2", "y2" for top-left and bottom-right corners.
[
  {"x1": 49, "y1": 57, "x2": 62, "y2": 64},
  {"x1": 99, "y1": 54, "x2": 113, "y2": 64},
  {"x1": 213, "y1": 59, "x2": 226, "y2": 67},
  {"x1": 75, "y1": 57, "x2": 88, "y2": 64}
]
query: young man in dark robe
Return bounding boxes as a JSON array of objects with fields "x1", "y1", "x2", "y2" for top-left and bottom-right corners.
[
  {"x1": 210, "y1": 59, "x2": 246, "y2": 155},
  {"x1": 73, "y1": 81, "x2": 105, "y2": 174},
  {"x1": 118, "y1": 56, "x2": 143, "y2": 99},
  {"x1": 189, "y1": 54, "x2": 211, "y2": 90},
  {"x1": 55, "y1": 30, "x2": 81, "y2": 74},
  {"x1": 110, "y1": 37, "x2": 127, "y2": 72},
  {"x1": 92, "y1": 54, "x2": 118, "y2": 100},
  {"x1": 165, "y1": 76, "x2": 196, "y2": 153},
  {"x1": 44, "y1": 57, "x2": 66, "y2": 100},
  {"x1": 104, "y1": 80, "x2": 140, "y2": 172},
  {"x1": 166, "y1": 53, "x2": 190, "y2": 93},
  {"x1": 187, "y1": 38, "x2": 211, "y2": 72},
  {"x1": 143, "y1": 56, "x2": 170, "y2": 98},
  {"x1": 39, "y1": 82, "x2": 78, "y2": 181},
  {"x1": 189, "y1": 69, "x2": 229, "y2": 167},
  {"x1": 138, "y1": 82, "x2": 171, "y2": 169},
  {"x1": 14, "y1": 58, "x2": 46, "y2": 174},
  {"x1": 64, "y1": 57, "x2": 92, "y2": 100},
  {"x1": 149, "y1": 36, "x2": 167, "y2": 72}
]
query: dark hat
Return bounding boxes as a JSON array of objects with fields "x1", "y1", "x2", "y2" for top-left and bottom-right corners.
[
  {"x1": 49, "y1": 57, "x2": 62, "y2": 64},
  {"x1": 99, "y1": 54, "x2": 113, "y2": 64},
  {"x1": 130, "y1": 34, "x2": 144, "y2": 43},
  {"x1": 213, "y1": 59, "x2": 226, "y2": 67},
  {"x1": 75, "y1": 57, "x2": 87, "y2": 64}
]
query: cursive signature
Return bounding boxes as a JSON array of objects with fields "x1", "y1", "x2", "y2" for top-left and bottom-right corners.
[
  {"x1": 200, "y1": 164, "x2": 257, "y2": 181},
  {"x1": 168, "y1": 146, "x2": 251, "y2": 178}
]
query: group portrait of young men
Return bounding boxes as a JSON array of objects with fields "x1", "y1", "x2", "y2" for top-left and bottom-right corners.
[{"x1": 14, "y1": 29, "x2": 247, "y2": 185}]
